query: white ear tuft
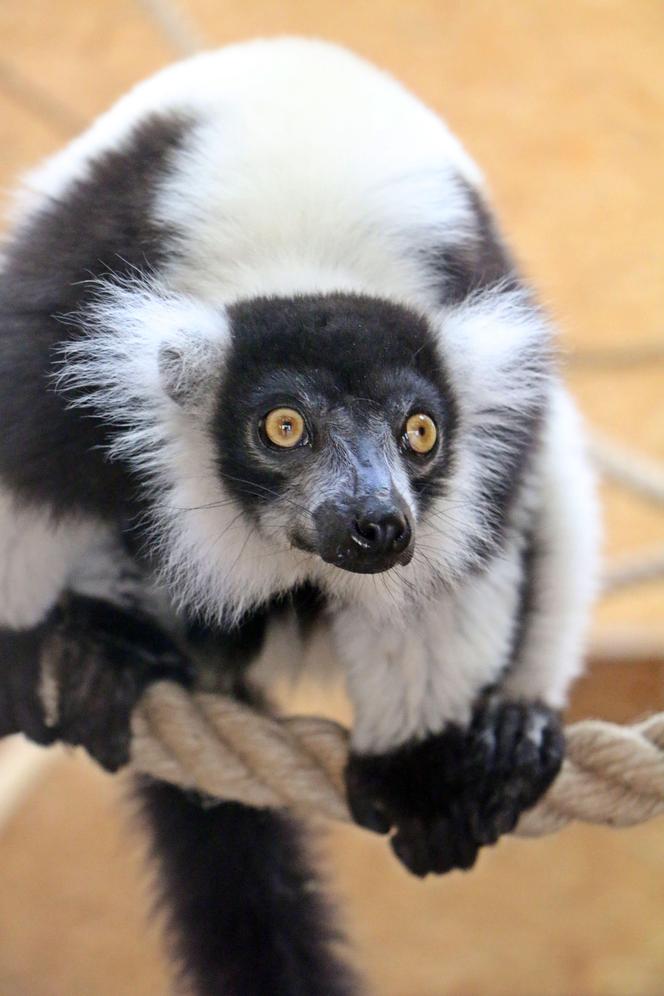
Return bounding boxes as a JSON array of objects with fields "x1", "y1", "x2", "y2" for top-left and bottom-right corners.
[
  {"x1": 158, "y1": 326, "x2": 228, "y2": 413},
  {"x1": 58, "y1": 277, "x2": 233, "y2": 429}
]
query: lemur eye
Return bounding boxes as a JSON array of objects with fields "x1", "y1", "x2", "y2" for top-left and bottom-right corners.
[
  {"x1": 403, "y1": 413, "x2": 438, "y2": 455},
  {"x1": 262, "y1": 407, "x2": 307, "y2": 448}
]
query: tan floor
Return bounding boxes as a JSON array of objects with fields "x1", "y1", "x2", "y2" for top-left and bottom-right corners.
[{"x1": 0, "y1": 1, "x2": 663, "y2": 994}]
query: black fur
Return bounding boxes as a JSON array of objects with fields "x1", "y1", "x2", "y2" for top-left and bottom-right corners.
[
  {"x1": 0, "y1": 595, "x2": 192, "y2": 766},
  {"x1": 140, "y1": 784, "x2": 360, "y2": 996},
  {"x1": 1, "y1": 584, "x2": 326, "y2": 771},
  {"x1": 0, "y1": 112, "x2": 191, "y2": 518},
  {"x1": 417, "y1": 176, "x2": 548, "y2": 561},
  {"x1": 185, "y1": 582, "x2": 327, "y2": 695},
  {"x1": 184, "y1": 606, "x2": 270, "y2": 701},
  {"x1": 423, "y1": 176, "x2": 519, "y2": 305},
  {"x1": 138, "y1": 589, "x2": 356, "y2": 994},
  {"x1": 215, "y1": 293, "x2": 458, "y2": 517},
  {"x1": 43, "y1": 594, "x2": 193, "y2": 770},
  {"x1": 506, "y1": 528, "x2": 538, "y2": 669},
  {"x1": 0, "y1": 595, "x2": 191, "y2": 771},
  {"x1": 345, "y1": 697, "x2": 564, "y2": 877},
  {"x1": 1, "y1": 586, "x2": 359, "y2": 993},
  {"x1": 288, "y1": 582, "x2": 327, "y2": 637},
  {"x1": 470, "y1": 370, "x2": 547, "y2": 561},
  {"x1": 0, "y1": 622, "x2": 57, "y2": 745}
]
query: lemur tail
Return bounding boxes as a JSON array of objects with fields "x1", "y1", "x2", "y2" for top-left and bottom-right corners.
[{"x1": 139, "y1": 779, "x2": 361, "y2": 996}]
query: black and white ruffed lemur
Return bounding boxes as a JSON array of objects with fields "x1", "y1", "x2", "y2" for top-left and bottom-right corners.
[{"x1": 0, "y1": 38, "x2": 598, "y2": 995}]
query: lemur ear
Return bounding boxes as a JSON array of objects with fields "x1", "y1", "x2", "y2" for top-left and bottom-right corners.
[{"x1": 157, "y1": 314, "x2": 230, "y2": 414}]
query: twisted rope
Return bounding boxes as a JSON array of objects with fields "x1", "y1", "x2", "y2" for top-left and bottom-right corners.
[{"x1": 130, "y1": 682, "x2": 664, "y2": 835}]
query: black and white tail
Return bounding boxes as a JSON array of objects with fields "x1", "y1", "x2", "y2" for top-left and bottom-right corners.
[{"x1": 140, "y1": 780, "x2": 360, "y2": 995}]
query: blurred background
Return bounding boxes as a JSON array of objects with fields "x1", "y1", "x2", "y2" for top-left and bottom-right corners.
[{"x1": 0, "y1": 1, "x2": 663, "y2": 994}]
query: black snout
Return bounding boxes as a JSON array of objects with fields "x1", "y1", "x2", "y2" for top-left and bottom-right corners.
[
  {"x1": 312, "y1": 497, "x2": 415, "y2": 574},
  {"x1": 352, "y1": 510, "x2": 412, "y2": 558}
]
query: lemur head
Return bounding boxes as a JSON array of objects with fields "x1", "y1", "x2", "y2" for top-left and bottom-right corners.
[
  {"x1": 205, "y1": 295, "x2": 455, "y2": 576},
  {"x1": 68, "y1": 278, "x2": 548, "y2": 620}
]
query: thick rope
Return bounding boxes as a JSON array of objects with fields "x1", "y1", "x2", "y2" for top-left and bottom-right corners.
[{"x1": 130, "y1": 682, "x2": 664, "y2": 835}]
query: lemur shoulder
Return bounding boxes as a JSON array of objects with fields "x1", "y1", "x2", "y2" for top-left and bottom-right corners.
[{"x1": 0, "y1": 38, "x2": 598, "y2": 996}]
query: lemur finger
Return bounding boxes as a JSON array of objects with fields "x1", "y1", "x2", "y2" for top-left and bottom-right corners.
[
  {"x1": 467, "y1": 795, "x2": 504, "y2": 846},
  {"x1": 347, "y1": 791, "x2": 392, "y2": 835},
  {"x1": 427, "y1": 816, "x2": 479, "y2": 873},
  {"x1": 390, "y1": 819, "x2": 430, "y2": 877},
  {"x1": 492, "y1": 702, "x2": 529, "y2": 771},
  {"x1": 539, "y1": 715, "x2": 566, "y2": 772},
  {"x1": 344, "y1": 764, "x2": 391, "y2": 834},
  {"x1": 56, "y1": 655, "x2": 137, "y2": 770},
  {"x1": 53, "y1": 594, "x2": 194, "y2": 687},
  {"x1": 43, "y1": 596, "x2": 196, "y2": 772}
]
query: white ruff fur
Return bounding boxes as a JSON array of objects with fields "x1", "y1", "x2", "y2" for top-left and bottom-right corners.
[
  {"x1": 503, "y1": 387, "x2": 600, "y2": 707},
  {"x1": 60, "y1": 274, "x2": 553, "y2": 628}
]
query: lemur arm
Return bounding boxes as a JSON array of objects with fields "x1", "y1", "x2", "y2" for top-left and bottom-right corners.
[
  {"x1": 335, "y1": 387, "x2": 598, "y2": 875},
  {"x1": 0, "y1": 490, "x2": 89, "y2": 745},
  {"x1": 0, "y1": 488, "x2": 191, "y2": 769}
]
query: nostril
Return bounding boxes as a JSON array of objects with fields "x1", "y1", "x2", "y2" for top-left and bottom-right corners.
[
  {"x1": 387, "y1": 515, "x2": 411, "y2": 553},
  {"x1": 353, "y1": 518, "x2": 383, "y2": 549},
  {"x1": 353, "y1": 512, "x2": 412, "y2": 555}
]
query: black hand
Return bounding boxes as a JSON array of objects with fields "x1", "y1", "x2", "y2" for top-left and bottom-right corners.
[
  {"x1": 0, "y1": 624, "x2": 59, "y2": 746},
  {"x1": 44, "y1": 594, "x2": 193, "y2": 772},
  {"x1": 345, "y1": 699, "x2": 564, "y2": 877}
]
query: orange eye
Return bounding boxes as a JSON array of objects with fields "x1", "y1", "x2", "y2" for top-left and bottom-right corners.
[
  {"x1": 263, "y1": 408, "x2": 306, "y2": 448},
  {"x1": 404, "y1": 413, "x2": 438, "y2": 455}
]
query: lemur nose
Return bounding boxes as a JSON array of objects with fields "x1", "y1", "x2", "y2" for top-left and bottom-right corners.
[{"x1": 352, "y1": 510, "x2": 412, "y2": 556}]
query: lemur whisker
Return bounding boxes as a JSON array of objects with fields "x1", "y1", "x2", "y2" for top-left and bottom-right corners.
[
  {"x1": 217, "y1": 530, "x2": 254, "y2": 589},
  {"x1": 379, "y1": 573, "x2": 402, "y2": 614},
  {"x1": 393, "y1": 570, "x2": 418, "y2": 596},
  {"x1": 216, "y1": 471, "x2": 316, "y2": 518},
  {"x1": 413, "y1": 540, "x2": 446, "y2": 556},
  {"x1": 174, "y1": 499, "x2": 241, "y2": 513},
  {"x1": 205, "y1": 509, "x2": 247, "y2": 553}
]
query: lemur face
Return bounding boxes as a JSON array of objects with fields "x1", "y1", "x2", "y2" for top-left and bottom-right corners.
[{"x1": 212, "y1": 295, "x2": 456, "y2": 575}]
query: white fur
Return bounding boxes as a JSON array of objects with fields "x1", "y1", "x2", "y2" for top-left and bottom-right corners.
[
  {"x1": 0, "y1": 488, "x2": 99, "y2": 628},
  {"x1": 25, "y1": 39, "x2": 480, "y2": 202},
  {"x1": 503, "y1": 386, "x2": 600, "y2": 707},
  {"x1": 424, "y1": 286, "x2": 552, "y2": 579},
  {"x1": 0, "y1": 485, "x2": 170, "y2": 630},
  {"x1": 333, "y1": 536, "x2": 525, "y2": 752},
  {"x1": 11, "y1": 39, "x2": 481, "y2": 313}
]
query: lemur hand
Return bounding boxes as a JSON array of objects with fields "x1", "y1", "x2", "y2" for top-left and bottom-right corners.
[
  {"x1": 345, "y1": 699, "x2": 564, "y2": 877},
  {"x1": 42, "y1": 594, "x2": 192, "y2": 772}
]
